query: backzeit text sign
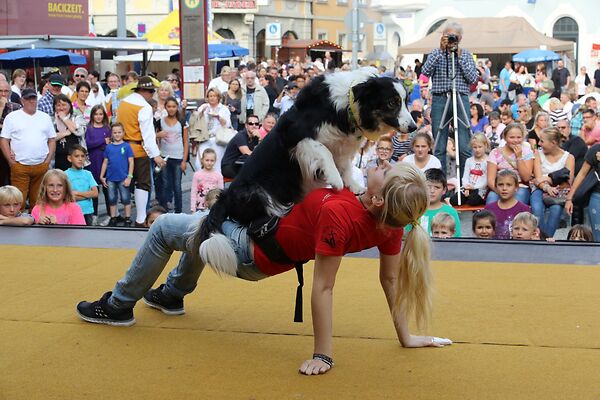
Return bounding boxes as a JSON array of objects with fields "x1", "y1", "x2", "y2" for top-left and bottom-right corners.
[{"x1": 0, "y1": 0, "x2": 88, "y2": 35}]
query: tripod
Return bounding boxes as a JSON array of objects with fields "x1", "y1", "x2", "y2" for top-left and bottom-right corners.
[{"x1": 433, "y1": 49, "x2": 472, "y2": 205}]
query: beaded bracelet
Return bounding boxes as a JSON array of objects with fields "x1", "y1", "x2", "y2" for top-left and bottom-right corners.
[{"x1": 313, "y1": 353, "x2": 334, "y2": 367}]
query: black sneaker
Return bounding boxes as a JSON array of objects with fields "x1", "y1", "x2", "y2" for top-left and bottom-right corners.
[
  {"x1": 108, "y1": 217, "x2": 118, "y2": 227},
  {"x1": 76, "y1": 291, "x2": 136, "y2": 327},
  {"x1": 143, "y1": 284, "x2": 185, "y2": 315},
  {"x1": 124, "y1": 217, "x2": 133, "y2": 227}
]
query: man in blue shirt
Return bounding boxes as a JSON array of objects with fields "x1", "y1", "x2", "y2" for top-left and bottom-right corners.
[{"x1": 499, "y1": 61, "x2": 513, "y2": 101}]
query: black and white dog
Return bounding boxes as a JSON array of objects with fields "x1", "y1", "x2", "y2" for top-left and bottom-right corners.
[{"x1": 199, "y1": 68, "x2": 416, "y2": 272}]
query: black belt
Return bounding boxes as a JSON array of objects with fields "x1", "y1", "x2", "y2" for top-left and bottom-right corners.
[{"x1": 248, "y1": 216, "x2": 306, "y2": 323}]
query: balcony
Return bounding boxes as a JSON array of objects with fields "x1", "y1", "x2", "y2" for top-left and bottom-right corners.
[{"x1": 370, "y1": 0, "x2": 429, "y2": 13}]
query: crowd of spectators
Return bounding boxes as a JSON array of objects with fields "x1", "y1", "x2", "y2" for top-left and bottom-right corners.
[
  {"x1": 1, "y1": 44, "x2": 599, "y2": 243},
  {"x1": 376, "y1": 21, "x2": 600, "y2": 241}
]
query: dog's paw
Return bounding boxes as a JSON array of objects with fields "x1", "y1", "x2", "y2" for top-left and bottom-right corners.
[
  {"x1": 346, "y1": 180, "x2": 366, "y2": 194},
  {"x1": 316, "y1": 168, "x2": 344, "y2": 190},
  {"x1": 327, "y1": 174, "x2": 344, "y2": 190}
]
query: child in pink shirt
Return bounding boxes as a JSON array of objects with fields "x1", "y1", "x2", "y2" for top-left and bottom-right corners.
[
  {"x1": 32, "y1": 169, "x2": 86, "y2": 225},
  {"x1": 190, "y1": 148, "x2": 224, "y2": 212}
]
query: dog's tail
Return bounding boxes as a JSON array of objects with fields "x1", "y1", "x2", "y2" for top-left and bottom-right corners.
[
  {"x1": 199, "y1": 190, "x2": 229, "y2": 242},
  {"x1": 199, "y1": 233, "x2": 238, "y2": 278}
]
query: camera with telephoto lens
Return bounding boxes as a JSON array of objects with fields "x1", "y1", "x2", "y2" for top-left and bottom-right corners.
[{"x1": 447, "y1": 34, "x2": 458, "y2": 44}]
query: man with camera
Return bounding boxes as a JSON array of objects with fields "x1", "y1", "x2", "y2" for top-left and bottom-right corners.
[
  {"x1": 421, "y1": 21, "x2": 479, "y2": 179},
  {"x1": 273, "y1": 82, "x2": 300, "y2": 116}
]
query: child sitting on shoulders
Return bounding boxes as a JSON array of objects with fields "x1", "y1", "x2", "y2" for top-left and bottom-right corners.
[
  {"x1": 450, "y1": 133, "x2": 489, "y2": 206},
  {"x1": 510, "y1": 212, "x2": 540, "y2": 240},
  {"x1": 472, "y1": 210, "x2": 496, "y2": 239},
  {"x1": 0, "y1": 185, "x2": 34, "y2": 226},
  {"x1": 406, "y1": 168, "x2": 461, "y2": 237},
  {"x1": 191, "y1": 148, "x2": 224, "y2": 213},
  {"x1": 567, "y1": 224, "x2": 594, "y2": 242},
  {"x1": 484, "y1": 170, "x2": 530, "y2": 239},
  {"x1": 65, "y1": 144, "x2": 99, "y2": 226},
  {"x1": 144, "y1": 205, "x2": 167, "y2": 228},
  {"x1": 430, "y1": 212, "x2": 456, "y2": 238},
  {"x1": 31, "y1": 169, "x2": 86, "y2": 225}
]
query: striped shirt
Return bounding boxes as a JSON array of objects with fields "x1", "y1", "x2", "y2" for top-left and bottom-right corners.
[
  {"x1": 421, "y1": 48, "x2": 479, "y2": 95},
  {"x1": 391, "y1": 135, "x2": 411, "y2": 161},
  {"x1": 549, "y1": 109, "x2": 569, "y2": 126}
]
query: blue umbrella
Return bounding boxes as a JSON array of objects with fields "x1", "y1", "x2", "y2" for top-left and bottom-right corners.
[
  {"x1": 512, "y1": 49, "x2": 561, "y2": 63},
  {"x1": 169, "y1": 43, "x2": 249, "y2": 61},
  {"x1": 0, "y1": 48, "x2": 87, "y2": 69},
  {"x1": 0, "y1": 48, "x2": 86, "y2": 91}
]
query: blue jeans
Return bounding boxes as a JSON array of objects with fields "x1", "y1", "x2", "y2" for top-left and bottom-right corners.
[
  {"x1": 530, "y1": 189, "x2": 564, "y2": 237},
  {"x1": 158, "y1": 157, "x2": 183, "y2": 213},
  {"x1": 107, "y1": 180, "x2": 131, "y2": 206},
  {"x1": 108, "y1": 214, "x2": 267, "y2": 310},
  {"x1": 486, "y1": 187, "x2": 531, "y2": 205},
  {"x1": 431, "y1": 93, "x2": 472, "y2": 179},
  {"x1": 588, "y1": 192, "x2": 600, "y2": 242}
]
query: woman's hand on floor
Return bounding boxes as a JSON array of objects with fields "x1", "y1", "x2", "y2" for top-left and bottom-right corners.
[{"x1": 403, "y1": 335, "x2": 453, "y2": 348}]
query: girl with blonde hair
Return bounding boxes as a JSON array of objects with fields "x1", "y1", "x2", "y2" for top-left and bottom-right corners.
[
  {"x1": 155, "y1": 80, "x2": 175, "y2": 120},
  {"x1": 530, "y1": 127, "x2": 574, "y2": 237},
  {"x1": 31, "y1": 169, "x2": 85, "y2": 225},
  {"x1": 77, "y1": 162, "x2": 450, "y2": 375}
]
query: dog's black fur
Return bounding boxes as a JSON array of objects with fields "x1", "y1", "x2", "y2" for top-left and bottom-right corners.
[{"x1": 200, "y1": 69, "x2": 415, "y2": 241}]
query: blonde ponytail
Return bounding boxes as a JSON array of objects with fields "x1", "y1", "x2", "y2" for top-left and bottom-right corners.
[
  {"x1": 379, "y1": 162, "x2": 433, "y2": 330},
  {"x1": 395, "y1": 222, "x2": 432, "y2": 330}
]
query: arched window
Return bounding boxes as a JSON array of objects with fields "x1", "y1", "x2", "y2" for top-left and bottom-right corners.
[
  {"x1": 103, "y1": 29, "x2": 136, "y2": 38},
  {"x1": 427, "y1": 19, "x2": 446, "y2": 36},
  {"x1": 282, "y1": 30, "x2": 298, "y2": 46},
  {"x1": 256, "y1": 29, "x2": 266, "y2": 61},
  {"x1": 393, "y1": 32, "x2": 401, "y2": 48},
  {"x1": 553, "y1": 17, "x2": 579, "y2": 67},
  {"x1": 216, "y1": 28, "x2": 235, "y2": 39}
]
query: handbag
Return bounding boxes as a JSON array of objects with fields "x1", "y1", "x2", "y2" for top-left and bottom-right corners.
[
  {"x1": 542, "y1": 182, "x2": 570, "y2": 207},
  {"x1": 215, "y1": 125, "x2": 237, "y2": 146},
  {"x1": 572, "y1": 170, "x2": 600, "y2": 206},
  {"x1": 188, "y1": 110, "x2": 209, "y2": 143}
]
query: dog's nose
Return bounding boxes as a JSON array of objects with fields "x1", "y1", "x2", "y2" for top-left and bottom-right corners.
[{"x1": 407, "y1": 120, "x2": 418, "y2": 133}]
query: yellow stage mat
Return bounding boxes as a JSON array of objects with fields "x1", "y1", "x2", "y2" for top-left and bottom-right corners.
[{"x1": 1, "y1": 245, "x2": 599, "y2": 399}]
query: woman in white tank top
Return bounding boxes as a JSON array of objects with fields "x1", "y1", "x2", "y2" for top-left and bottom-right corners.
[{"x1": 530, "y1": 127, "x2": 575, "y2": 237}]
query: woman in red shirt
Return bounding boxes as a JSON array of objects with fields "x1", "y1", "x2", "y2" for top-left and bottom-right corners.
[{"x1": 77, "y1": 162, "x2": 451, "y2": 375}]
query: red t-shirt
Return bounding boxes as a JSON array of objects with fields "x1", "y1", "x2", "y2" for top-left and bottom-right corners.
[{"x1": 253, "y1": 188, "x2": 403, "y2": 276}]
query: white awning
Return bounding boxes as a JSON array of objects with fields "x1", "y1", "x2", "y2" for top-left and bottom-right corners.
[
  {"x1": 114, "y1": 51, "x2": 179, "y2": 62},
  {"x1": 0, "y1": 35, "x2": 175, "y2": 51}
]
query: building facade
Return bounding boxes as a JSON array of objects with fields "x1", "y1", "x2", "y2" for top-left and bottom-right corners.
[
  {"x1": 253, "y1": 0, "x2": 312, "y2": 61},
  {"x1": 89, "y1": 0, "x2": 170, "y2": 37},
  {"x1": 312, "y1": 0, "x2": 384, "y2": 60},
  {"x1": 371, "y1": 0, "x2": 600, "y2": 71},
  {"x1": 89, "y1": 0, "x2": 389, "y2": 64}
]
